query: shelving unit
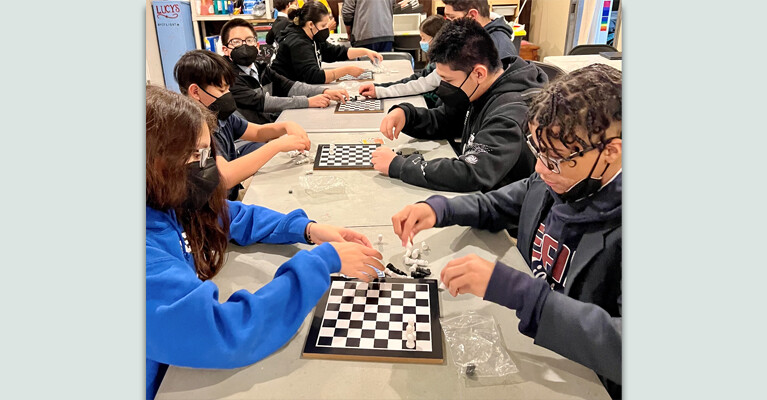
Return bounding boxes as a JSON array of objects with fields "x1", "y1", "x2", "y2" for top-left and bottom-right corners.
[{"x1": 189, "y1": 0, "x2": 275, "y2": 49}]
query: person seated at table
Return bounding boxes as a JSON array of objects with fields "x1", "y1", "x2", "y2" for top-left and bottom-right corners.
[
  {"x1": 443, "y1": 0, "x2": 517, "y2": 69},
  {"x1": 358, "y1": 15, "x2": 447, "y2": 109},
  {"x1": 270, "y1": 1, "x2": 383, "y2": 84},
  {"x1": 390, "y1": 64, "x2": 623, "y2": 399},
  {"x1": 220, "y1": 18, "x2": 351, "y2": 125},
  {"x1": 371, "y1": 18, "x2": 546, "y2": 193},
  {"x1": 174, "y1": 50, "x2": 311, "y2": 200},
  {"x1": 145, "y1": 84, "x2": 384, "y2": 400},
  {"x1": 265, "y1": 0, "x2": 296, "y2": 47}
]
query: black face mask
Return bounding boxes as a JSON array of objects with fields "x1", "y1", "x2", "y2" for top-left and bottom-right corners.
[
  {"x1": 435, "y1": 73, "x2": 479, "y2": 110},
  {"x1": 557, "y1": 151, "x2": 611, "y2": 203},
  {"x1": 200, "y1": 87, "x2": 237, "y2": 121},
  {"x1": 312, "y1": 25, "x2": 330, "y2": 43},
  {"x1": 182, "y1": 161, "x2": 220, "y2": 210},
  {"x1": 230, "y1": 44, "x2": 259, "y2": 66}
]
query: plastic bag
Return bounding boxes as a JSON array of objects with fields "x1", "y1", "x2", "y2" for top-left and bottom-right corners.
[
  {"x1": 299, "y1": 175, "x2": 347, "y2": 196},
  {"x1": 441, "y1": 311, "x2": 519, "y2": 384}
]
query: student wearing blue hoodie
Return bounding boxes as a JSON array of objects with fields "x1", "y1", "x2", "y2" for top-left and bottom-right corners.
[
  {"x1": 145, "y1": 85, "x2": 384, "y2": 400},
  {"x1": 390, "y1": 65, "x2": 623, "y2": 399}
]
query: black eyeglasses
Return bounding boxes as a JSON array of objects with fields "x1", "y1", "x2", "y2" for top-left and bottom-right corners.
[
  {"x1": 226, "y1": 37, "x2": 257, "y2": 48},
  {"x1": 525, "y1": 134, "x2": 596, "y2": 174}
]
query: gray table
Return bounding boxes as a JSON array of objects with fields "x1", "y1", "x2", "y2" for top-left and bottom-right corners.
[
  {"x1": 276, "y1": 60, "x2": 426, "y2": 133},
  {"x1": 156, "y1": 225, "x2": 610, "y2": 399},
  {"x1": 543, "y1": 54, "x2": 622, "y2": 73},
  {"x1": 241, "y1": 132, "x2": 463, "y2": 227}
]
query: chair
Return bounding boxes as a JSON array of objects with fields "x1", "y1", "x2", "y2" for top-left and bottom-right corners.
[
  {"x1": 382, "y1": 51, "x2": 415, "y2": 69},
  {"x1": 531, "y1": 61, "x2": 566, "y2": 82},
  {"x1": 568, "y1": 44, "x2": 618, "y2": 56}
]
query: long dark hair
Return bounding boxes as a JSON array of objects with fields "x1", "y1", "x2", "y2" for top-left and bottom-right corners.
[
  {"x1": 146, "y1": 85, "x2": 230, "y2": 280},
  {"x1": 288, "y1": 0, "x2": 329, "y2": 27},
  {"x1": 527, "y1": 64, "x2": 622, "y2": 164}
]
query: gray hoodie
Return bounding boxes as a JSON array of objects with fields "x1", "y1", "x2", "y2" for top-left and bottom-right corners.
[{"x1": 342, "y1": 0, "x2": 398, "y2": 46}]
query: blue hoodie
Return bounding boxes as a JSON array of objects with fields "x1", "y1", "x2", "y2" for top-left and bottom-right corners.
[{"x1": 146, "y1": 200, "x2": 341, "y2": 399}]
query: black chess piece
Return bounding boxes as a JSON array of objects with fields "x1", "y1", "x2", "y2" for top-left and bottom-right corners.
[{"x1": 465, "y1": 363, "x2": 476, "y2": 377}]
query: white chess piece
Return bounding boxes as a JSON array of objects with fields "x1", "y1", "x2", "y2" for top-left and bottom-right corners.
[
  {"x1": 411, "y1": 248, "x2": 420, "y2": 259},
  {"x1": 439, "y1": 281, "x2": 447, "y2": 291},
  {"x1": 404, "y1": 247, "x2": 412, "y2": 258},
  {"x1": 378, "y1": 234, "x2": 383, "y2": 244},
  {"x1": 421, "y1": 241, "x2": 429, "y2": 251}
]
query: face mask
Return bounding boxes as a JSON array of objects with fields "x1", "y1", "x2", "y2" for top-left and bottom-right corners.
[
  {"x1": 419, "y1": 41, "x2": 429, "y2": 52},
  {"x1": 312, "y1": 25, "x2": 330, "y2": 43},
  {"x1": 557, "y1": 151, "x2": 611, "y2": 203},
  {"x1": 182, "y1": 161, "x2": 220, "y2": 210},
  {"x1": 230, "y1": 44, "x2": 259, "y2": 66},
  {"x1": 434, "y1": 72, "x2": 479, "y2": 109},
  {"x1": 200, "y1": 87, "x2": 237, "y2": 120}
]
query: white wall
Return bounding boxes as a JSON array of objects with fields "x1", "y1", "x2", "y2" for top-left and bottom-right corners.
[
  {"x1": 146, "y1": 0, "x2": 165, "y2": 86},
  {"x1": 529, "y1": 0, "x2": 570, "y2": 58}
]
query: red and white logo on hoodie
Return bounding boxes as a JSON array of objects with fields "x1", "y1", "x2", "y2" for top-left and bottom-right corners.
[{"x1": 531, "y1": 223, "x2": 572, "y2": 288}]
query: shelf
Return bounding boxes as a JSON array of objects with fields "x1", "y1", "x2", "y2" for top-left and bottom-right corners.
[{"x1": 193, "y1": 14, "x2": 273, "y2": 22}]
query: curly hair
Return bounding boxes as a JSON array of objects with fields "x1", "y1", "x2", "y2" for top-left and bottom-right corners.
[{"x1": 527, "y1": 64, "x2": 622, "y2": 161}]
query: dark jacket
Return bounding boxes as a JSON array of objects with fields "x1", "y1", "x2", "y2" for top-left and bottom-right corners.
[
  {"x1": 228, "y1": 58, "x2": 326, "y2": 124},
  {"x1": 387, "y1": 56, "x2": 547, "y2": 193},
  {"x1": 266, "y1": 15, "x2": 290, "y2": 46},
  {"x1": 425, "y1": 172, "x2": 622, "y2": 399},
  {"x1": 485, "y1": 17, "x2": 517, "y2": 69},
  {"x1": 271, "y1": 24, "x2": 350, "y2": 84}
]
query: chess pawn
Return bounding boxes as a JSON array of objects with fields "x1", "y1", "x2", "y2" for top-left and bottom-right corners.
[
  {"x1": 404, "y1": 247, "x2": 412, "y2": 258},
  {"x1": 421, "y1": 241, "x2": 429, "y2": 252},
  {"x1": 411, "y1": 248, "x2": 420, "y2": 259}
]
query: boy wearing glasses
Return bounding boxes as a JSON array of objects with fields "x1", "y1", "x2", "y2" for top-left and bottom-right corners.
[
  {"x1": 174, "y1": 50, "x2": 312, "y2": 201},
  {"x1": 390, "y1": 64, "x2": 623, "y2": 399},
  {"x1": 220, "y1": 18, "x2": 350, "y2": 126}
]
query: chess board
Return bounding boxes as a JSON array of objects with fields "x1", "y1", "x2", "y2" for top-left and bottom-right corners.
[
  {"x1": 336, "y1": 71, "x2": 374, "y2": 81},
  {"x1": 313, "y1": 143, "x2": 379, "y2": 170},
  {"x1": 302, "y1": 277, "x2": 444, "y2": 364},
  {"x1": 334, "y1": 99, "x2": 384, "y2": 114}
]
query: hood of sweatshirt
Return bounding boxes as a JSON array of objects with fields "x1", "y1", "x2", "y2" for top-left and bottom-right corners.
[
  {"x1": 485, "y1": 17, "x2": 514, "y2": 38},
  {"x1": 472, "y1": 56, "x2": 548, "y2": 111}
]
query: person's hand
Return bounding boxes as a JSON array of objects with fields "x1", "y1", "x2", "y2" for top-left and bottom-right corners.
[
  {"x1": 367, "y1": 50, "x2": 384, "y2": 65},
  {"x1": 358, "y1": 83, "x2": 377, "y2": 98},
  {"x1": 329, "y1": 242, "x2": 385, "y2": 282},
  {"x1": 379, "y1": 107, "x2": 406, "y2": 140},
  {"x1": 328, "y1": 16, "x2": 338, "y2": 32},
  {"x1": 344, "y1": 66, "x2": 367, "y2": 78},
  {"x1": 308, "y1": 94, "x2": 331, "y2": 108},
  {"x1": 371, "y1": 146, "x2": 396, "y2": 177},
  {"x1": 323, "y1": 89, "x2": 350, "y2": 103},
  {"x1": 391, "y1": 203, "x2": 437, "y2": 246},
  {"x1": 271, "y1": 134, "x2": 310, "y2": 153},
  {"x1": 281, "y1": 121, "x2": 309, "y2": 141},
  {"x1": 308, "y1": 223, "x2": 373, "y2": 247},
  {"x1": 440, "y1": 254, "x2": 495, "y2": 298}
]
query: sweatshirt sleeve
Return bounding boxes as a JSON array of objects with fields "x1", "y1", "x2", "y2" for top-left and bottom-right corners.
[
  {"x1": 146, "y1": 241, "x2": 341, "y2": 370},
  {"x1": 320, "y1": 42, "x2": 351, "y2": 64},
  {"x1": 422, "y1": 176, "x2": 531, "y2": 231},
  {"x1": 375, "y1": 70, "x2": 442, "y2": 99},
  {"x1": 388, "y1": 103, "x2": 528, "y2": 192},
  {"x1": 288, "y1": 80, "x2": 326, "y2": 97},
  {"x1": 394, "y1": 102, "x2": 464, "y2": 141},
  {"x1": 227, "y1": 200, "x2": 312, "y2": 245},
  {"x1": 341, "y1": 0, "x2": 356, "y2": 26},
  {"x1": 290, "y1": 41, "x2": 328, "y2": 84},
  {"x1": 263, "y1": 93, "x2": 310, "y2": 112}
]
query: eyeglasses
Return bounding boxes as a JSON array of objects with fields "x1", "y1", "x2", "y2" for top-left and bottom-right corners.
[
  {"x1": 525, "y1": 134, "x2": 596, "y2": 174},
  {"x1": 227, "y1": 37, "x2": 257, "y2": 48},
  {"x1": 195, "y1": 146, "x2": 213, "y2": 169}
]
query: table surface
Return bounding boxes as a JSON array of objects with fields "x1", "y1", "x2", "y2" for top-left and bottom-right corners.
[
  {"x1": 156, "y1": 225, "x2": 611, "y2": 400},
  {"x1": 276, "y1": 60, "x2": 426, "y2": 133},
  {"x1": 543, "y1": 54, "x2": 622, "y2": 73},
  {"x1": 241, "y1": 132, "x2": 463, "y2": 227}
]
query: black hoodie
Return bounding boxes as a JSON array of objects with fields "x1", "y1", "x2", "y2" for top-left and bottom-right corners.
[
  {"x1": 271, "y1": 24, "x2": 350, "y2": 84},
  {"x1": 484, "y1": 18, "x2": 517, "y2": 69},
  {"x1": 388, "y1": 56, "x2": 548, "y2": 193}
]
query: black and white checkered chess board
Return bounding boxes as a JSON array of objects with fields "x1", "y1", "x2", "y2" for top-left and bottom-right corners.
[
  {"x1": 313, "y1": 143, "x2": 379, "y2": 170},
  {"x1": 303, "y1": 277, "x2": 443, "y2": 363},
  {"x1": 334, "y1": 99, "x2": 384, "y2": 114},
  {"x1": 337, "y1": 71, "x2": 374, "y2": 81}
]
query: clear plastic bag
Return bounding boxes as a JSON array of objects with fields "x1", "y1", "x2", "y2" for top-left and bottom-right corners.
[
  {"x1": 299, "y1": 175, "x2": 347, "y2": 196},
  {"x1": 441, "y1": 311, "x2": 519, "y2": 384}
]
